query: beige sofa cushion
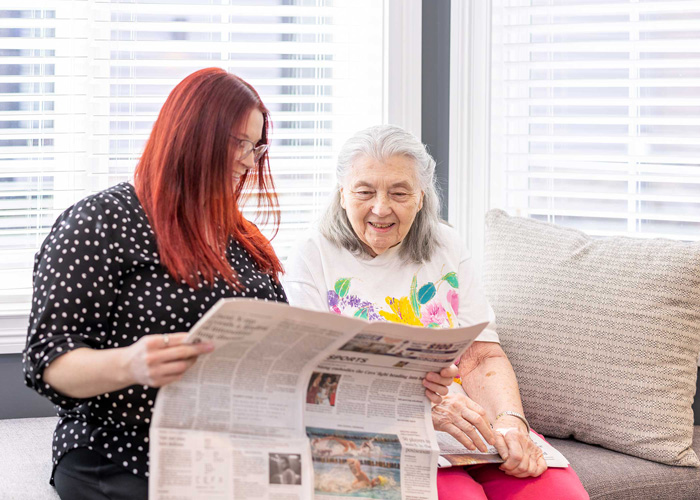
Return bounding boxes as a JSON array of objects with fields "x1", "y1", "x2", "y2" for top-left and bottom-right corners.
[
  {"x1": 546, "y1": 427, "x2": 700, "y2": 500},
  {"x1": 483, "y1": 209, "x2": 700, "y2": 466}
]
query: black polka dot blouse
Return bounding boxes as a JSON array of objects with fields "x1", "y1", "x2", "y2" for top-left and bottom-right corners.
[{"x1": 22, "y1": 182, "x2": 287, "y2": 482}]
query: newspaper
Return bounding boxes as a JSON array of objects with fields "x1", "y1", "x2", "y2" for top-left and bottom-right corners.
[
  {"x1": 148, "y1": 298, "x2": 488, "y2": 500},
  {"x1": 436, "y1": 430, "x2": 570, "y2": 468}
]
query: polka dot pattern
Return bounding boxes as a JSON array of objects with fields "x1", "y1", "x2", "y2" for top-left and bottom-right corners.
[{"x1": 22, "y1": 182, "x2": 287, "y2": 481}]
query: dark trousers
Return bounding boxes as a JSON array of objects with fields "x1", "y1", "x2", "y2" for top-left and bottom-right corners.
[{"x1": 54, "y1": 447, "x2": 148, "y2": 500}]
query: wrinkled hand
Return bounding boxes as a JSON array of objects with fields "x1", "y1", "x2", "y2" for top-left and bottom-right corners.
[
  {"x1": 492, "y1": 423, "x2": 547, "y2": 478},
  {"x1": 123, "y1": 333, "x2": 214, "y2": 388},
  {"x1": 431, "y1": 392, "x2": 495, "y2": 452},
  {"x1": 423, "y1": 364, "x2": 459, "y2": 404}
]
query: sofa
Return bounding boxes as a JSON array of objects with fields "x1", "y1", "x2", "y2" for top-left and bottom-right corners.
[
  {"x1": 2, "y1": 210, "x2": 699, "y2": 499},
  {"x1": 2, "y1": 407, "x2": 700, "y2": 499},
  {"x1": 0, "y1": 416, "x2": 60, "y2": 500}
]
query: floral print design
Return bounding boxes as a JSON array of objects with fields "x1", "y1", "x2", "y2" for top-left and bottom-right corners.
[
  {"x1": 327, "y1": 270, "x2": 459, "y2": 328},
  {"x1": 327, "y1": 289, "x2": 383, "y2": 321},
  {"x1": 447, "y1": 289, "x2": 459, "y2": 315},
  {"x1": 420, "y1": 301, "x2": 452, "y2": 328}
]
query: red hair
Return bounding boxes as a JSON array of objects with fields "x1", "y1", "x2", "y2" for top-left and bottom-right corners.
[{"x1": 134, "y1": 68, "x2": 283, "y2": 288}]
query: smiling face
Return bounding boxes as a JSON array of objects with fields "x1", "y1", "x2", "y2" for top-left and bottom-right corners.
[
  {"x1": 231, "y1": 108, "x2": 265, "y2": 186},
  {"x1": 340, "y1": 154, "x2": 424, "y2": 257}
]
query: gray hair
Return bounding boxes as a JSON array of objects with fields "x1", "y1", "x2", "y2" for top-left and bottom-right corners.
[{"x1": 319, "y1": 124, "x2": 442, "y2": 263}]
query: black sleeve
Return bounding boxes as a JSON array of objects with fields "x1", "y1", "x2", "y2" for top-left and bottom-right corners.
[
  {"x1": 23, "y1": 196, "x2": 122, "y2": 409},
  {"x1": 273, "y1": 278, "x2": 288, "y2": 303}
]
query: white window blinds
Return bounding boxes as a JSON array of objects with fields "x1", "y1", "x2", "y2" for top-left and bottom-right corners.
[
  {"x1": 0, "y1": 0, "x2": 385, "y2": 351},
  {"x1": 490, "y1": 0, "x2": 700, "y2": 241}
]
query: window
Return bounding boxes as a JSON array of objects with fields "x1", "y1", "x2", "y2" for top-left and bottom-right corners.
[
  {"x1": 0, "y1": 0, "x2": 399, "y2": 352},
  {"x1": 490, "y1": 0, "x2": 700, "y2": 240}
]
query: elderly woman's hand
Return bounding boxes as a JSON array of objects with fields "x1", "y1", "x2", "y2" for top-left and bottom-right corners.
[
  {"x1": 431, "y1": 391, "x2": 496, "y2": 452},
  {"x1": 492, "y1": 418, "x2": 547, "y2": 478},
  {"x1": 422, "y1": 364, "x2": 458, "y2": 404}
]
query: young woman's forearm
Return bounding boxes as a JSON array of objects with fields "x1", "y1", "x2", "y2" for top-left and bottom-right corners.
[
  {"x1": 42, "y1": 347, "x2": 132, "y2": 399},
  {"x1": 42, "y1": 334, "x2": 214, "y2": 400}
]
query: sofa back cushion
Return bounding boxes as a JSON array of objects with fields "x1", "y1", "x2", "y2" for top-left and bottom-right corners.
[{"x1": 483, "y1": 209, "x2": 700, "y2": 466}]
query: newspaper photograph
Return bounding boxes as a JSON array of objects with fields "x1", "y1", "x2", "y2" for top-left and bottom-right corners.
[{"x1": 307, "y1": 428, "x2": 401, "y2": 498}]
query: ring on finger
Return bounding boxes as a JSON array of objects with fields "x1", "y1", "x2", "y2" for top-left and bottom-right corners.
[{"x1": 163, "y1": 333, "x2": 170, "y2": 347}]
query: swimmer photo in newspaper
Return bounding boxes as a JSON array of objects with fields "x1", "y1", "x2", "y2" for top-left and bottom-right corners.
[{"x1": 306, "y1": 427, "x2": 401, "y2": 499}]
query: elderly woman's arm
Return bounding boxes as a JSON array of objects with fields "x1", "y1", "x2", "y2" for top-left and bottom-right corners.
[{"x1": 457, "y1": 341, "x2": 546, "y2": 478}]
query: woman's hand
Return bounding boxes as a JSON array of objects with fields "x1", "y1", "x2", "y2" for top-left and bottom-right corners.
[
  {"x1": 431, "y1": 392, "x2": 496, "y2": 452},
  {"x1": 122, "y1": 333, "x2": 215, "y2": 388},
  {"x1": 492, "y1": 418, "x2": 547, "y2": 478},
  {"x1": 423, "y1": 364, "x2": 459, "y2": 404},
  {"x1": 43, "y1": 334, "x2": 215, "y2": 399}
]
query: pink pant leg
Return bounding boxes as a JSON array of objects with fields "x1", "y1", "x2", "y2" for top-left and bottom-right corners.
[
  {"x1": 437, "y1": 467, "x2": 488, "y2": 500},
  {"x1": 467, "y1": 432, "x2": 589, "y2": 500},
  {"x1": 467, "y1": 463, "x2": 588, "y2": 500}
]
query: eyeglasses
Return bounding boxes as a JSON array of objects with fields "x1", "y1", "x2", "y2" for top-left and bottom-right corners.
[{"x1": 231, "y1": 136, "x2": 269, "y2": 163}]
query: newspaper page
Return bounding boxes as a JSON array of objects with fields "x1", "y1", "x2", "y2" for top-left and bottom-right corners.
[
  {"x1": 436, "y1": 430, "x2": 570, "y2": 469},
  {"x1": 305, "y1": 320, "x2": 487, "y2": 500},
  {"x1": 149, "y1": 298, "x2": 488, "y2": 500}
]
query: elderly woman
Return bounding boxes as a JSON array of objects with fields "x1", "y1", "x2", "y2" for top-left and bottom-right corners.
[{"x1": 283, "y1": 125, "x2": 589, "y2": 499}]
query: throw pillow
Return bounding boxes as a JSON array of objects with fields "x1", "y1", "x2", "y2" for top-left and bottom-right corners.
[{"x1": 483, "y1": 209, "x2": 700, "y2": 467}]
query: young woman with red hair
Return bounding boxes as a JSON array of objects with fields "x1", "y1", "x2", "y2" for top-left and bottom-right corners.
[{"x1": 23, "y1": 68, "x2": 287, "y2": 500}]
